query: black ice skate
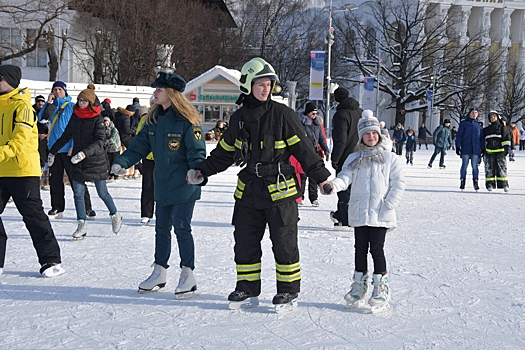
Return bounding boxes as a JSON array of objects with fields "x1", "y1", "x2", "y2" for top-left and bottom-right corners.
[
  {"x1": 460, "y1": 178, "x2": 466, "y2": 191},
  {"x1": 228, "y1": 291, "x2": 259, "y2": 310},
  {"x1": 272, "y1": 293, "x2": 298, "y2": 313},
  {"x1": 473, "y1": 179, "x2": 479, "y2": 191}
]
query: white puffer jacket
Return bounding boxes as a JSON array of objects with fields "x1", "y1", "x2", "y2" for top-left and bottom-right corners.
[{"x1": 331, "y1": 140, "x2": 405, "y2": 229}]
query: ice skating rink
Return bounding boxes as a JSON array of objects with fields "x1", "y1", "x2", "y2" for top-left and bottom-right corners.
[{"x1": 1, "y1": 145, "x2": 524, "y2": 349}]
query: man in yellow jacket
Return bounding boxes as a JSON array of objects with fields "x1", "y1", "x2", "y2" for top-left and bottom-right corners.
[{"x1": 0, "y1": 65, "x2": 65, "y2": 277}]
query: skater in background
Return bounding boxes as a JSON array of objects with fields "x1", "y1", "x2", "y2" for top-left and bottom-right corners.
[
  {"x1": 405, "y1": 128, "x2": 416, "y2": 165},
  {"x1": 38, "y1": 80, "x2": 94, "y2": 220},
  {"x1": 450, "y1": 126, "x2": 457, "y2": 150},
  {"x1": 520, "y1": 127, "x2": 525, "y2": 151},
  {"x1": 509, "y1": 121, "x2": 519, "y2": 162},
  {"x1": 136, "y1": 103, "x2": 155, "y2": 226},
  {"x1": 188, "y1": 57, "x2": 331, "y2": 311},
  {"x1": 379, "y1": 121, "x2": 390, "y2": 140},
  {"x1": 330, "y1": 87, "x2": 361, "y2": 228},
  {"x1": 34, "y1": 95, "x2": 50, "y2": 190},
  {"x1": 48, "y1": 84, "x2": 122, "y2": 240},
  {"x1": 103, "y1": 117, "x2": 121, "y2": 181},
  {"x1": 321, "y1": 110, "x2": 405, "y2": 312},
  {"x1": 455, "y1": 108, "x2": 484, "y2": 191},
  {"x1": 427, "y1": 119, "x2": 452, "y2": 169},
  {"x1": 0, "y1": 65, "x2": 65, "y2": 278},
  {"x1": 299, "y1": 102, "x2": 330, "y2": 207},
  {"x1": 392, "y1": 123, "x2": 405, "y2": 155},
  {"x1": 111, "y1": 71, "x2": 206, "y2": 299},
  {"x1": 483, "y1": 111, "x2": 511, "y2": 192},
  {"x1": 418, "y1": 123, "x2": 432, "y2": 150}
]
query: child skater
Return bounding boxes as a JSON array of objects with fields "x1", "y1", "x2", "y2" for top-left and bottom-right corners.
[
  {"x1": 321, "y1": 110, "x2": 405, "y2": 313},
  {"x1": 405, "y1": 128, "x2": 417, "y2": 165}
]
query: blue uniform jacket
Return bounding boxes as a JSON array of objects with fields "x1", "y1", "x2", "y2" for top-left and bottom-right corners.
[{"x1": 114, "y1": 107, "x2": 207, "y2": 205}]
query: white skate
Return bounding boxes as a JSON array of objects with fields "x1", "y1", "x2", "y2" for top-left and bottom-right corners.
[
  {"x1": 72, "y1": 220, "x2": 87, "y2": 240},
  {"x1": 344, "y1": 271, "x2": 369, "y2": 309},
  {"x1": 174, "y1": 266, "x2": 197, "y2": 299},
  {"x1": 369, "y1": 273, "x2": 391, "y2": 314},
  {"x1": 138, "y1": 263, "x2": 167, "y2": 293}
]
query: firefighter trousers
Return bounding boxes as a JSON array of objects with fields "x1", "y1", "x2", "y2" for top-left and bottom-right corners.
[
  {"x1": 231, "y1": 200, "x2": 300, "y2": 296},
  {"x1": 484, "y1": 152, "x2": 508, "y2": 189}
]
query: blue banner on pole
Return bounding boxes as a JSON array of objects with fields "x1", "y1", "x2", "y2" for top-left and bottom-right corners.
[{"x1": 309, "y1": 51, "x2": 325, "y2": 101}]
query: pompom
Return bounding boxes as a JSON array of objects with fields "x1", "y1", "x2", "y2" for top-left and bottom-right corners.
[
  {"x1": 87, "y1": 83, "x2": 96, "y2": 90},
  {"x1": 362, "y1": 110, "x2": 374, "y2": 118}
]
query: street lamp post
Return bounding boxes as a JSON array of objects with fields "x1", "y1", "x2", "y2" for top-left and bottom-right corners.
[{"x1": 322, "y1": 0, "x2": 352, "y2": 137}]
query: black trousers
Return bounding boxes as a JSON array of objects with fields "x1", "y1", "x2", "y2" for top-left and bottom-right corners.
[
  {"x1": 49, "y1": 153, "x2": 92, "y2": 212},
  {"x1": 141, "y1": 159, "x2": 155, "y2": 218},
  {"x1": 299, "y1": 173, "x2": 318, "y2": 203},
  {"x1": 418, "y1": 137, "x2": 428, "y2": 148},
  {"x1": 232, "y1": 201, "x2": 300, "y2": 296},
  {"x1": 332, "y1": 168, "x2": 350, "y2": 226},
  {"x1": 0, "y1": 177, "x2": 61, "y2": 268},
  {"x1": 106, "y1": 152, "x2": 120, "y2": 179},
  {"x1": 354, "y1": 226, "x2": 387, "y2": 275}
]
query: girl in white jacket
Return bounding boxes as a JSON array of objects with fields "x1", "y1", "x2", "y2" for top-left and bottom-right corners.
[{"x1": 322, "y1": 110, "x2": 405, "y2": 312}]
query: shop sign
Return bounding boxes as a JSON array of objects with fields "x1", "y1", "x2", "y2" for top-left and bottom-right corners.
[
  {"x1": 190, "y1": 94, "x2": 197, "y2": 100},
  {"x1": 198, "y1": 94, "x2": 238, "y2": 102}
]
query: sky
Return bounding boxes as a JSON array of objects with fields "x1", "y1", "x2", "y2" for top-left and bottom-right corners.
[{"x1": 0, "y1": 145, "x2": 524, "y2": 349}]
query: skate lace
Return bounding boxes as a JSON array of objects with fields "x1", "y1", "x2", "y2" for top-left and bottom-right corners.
[
  {"x1": 350, "y1": 280, "x2": 366, "y2": 296},
  {"x1": 371, "y1": 282, "x2": 389, "y2": 301},
  {"x1": 178, "y1": 268, "x2": 190, "y2": 286},
  {"x1": 144, "y1": 264, "x2": 161, "y2": 283}
]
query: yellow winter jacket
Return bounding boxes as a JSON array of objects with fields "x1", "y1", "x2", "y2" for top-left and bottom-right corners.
[{"x1": 0, "y1": 87, "x2": 41, "y2": 177}]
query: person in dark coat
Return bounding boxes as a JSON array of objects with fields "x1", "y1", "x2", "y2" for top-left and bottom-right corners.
[
  {"x1": 392, "y1": 123, "x2": 405, "y2": 155},
  {"x1": 112, "y1": 72, "x2": 206, "y2": 298},
  {"x1": 330, "y1": 87, "x2": 362, "y2": 228},
  {"x1": 456, "y1": 108, "x2": 484, "y2": 190},
  {"x1": 418, "y1": 123, "x2": 432, "y2": 149},
  {"x1": 34, "y1": 95, "x2": 50, "y2": 190},
  {"x1": 299, "y1": 102, "x2": 330, "y2": 207},
  {"x1": 428, "y1": 119, "x2": 452, "y2": 169},
  {"x1": 48, "y1": 84, "x2": 122, "y2": 240},
  {"x1": 115, "y1": 107, "x2": 135, "y2": 148},
  {"x1": 101, "y1": 98, "x2": 115, "y2": 122},
  {"x1": 126, "y1": 97, "x2": 140, "y2": 113},
  {"x1": 483, "y1": 111, "x2": 511, "y2": 192},
  {"x1": 405, "y1": 128, "x2": 417, "y2": 165}
]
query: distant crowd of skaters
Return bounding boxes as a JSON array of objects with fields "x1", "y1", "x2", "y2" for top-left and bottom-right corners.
[{"x1": 390, "y1": 108, "x2": 516, "y2": 193}]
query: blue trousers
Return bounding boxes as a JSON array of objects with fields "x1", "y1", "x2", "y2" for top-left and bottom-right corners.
[
  {"x1": 460, "y1": 154, "x2": 480, "y2": 179},
  {"x1": 429, "y1": 147, "x2": 446, "y2": 167},
  {"x1": 71, "y1": 180, "x2": 117, "y2": 220},
  {"x1": 154, "y1": 202, "x2": 196, "y2": 269}
]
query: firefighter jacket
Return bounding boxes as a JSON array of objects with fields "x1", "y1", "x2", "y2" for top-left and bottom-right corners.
[
  {"x1": 0, "y1": 87, "x2": 41, "y2": 177},
  {"x1": 484, "y1": 120, "x2": 511, "y2": 154},
  {"x1": 196, "y1": 95, "x2": 331, "y2": 209}
]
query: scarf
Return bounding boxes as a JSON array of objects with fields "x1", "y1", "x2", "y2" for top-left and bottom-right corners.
[
  {"x1": 348, "y1": 142, "x2": 387, "y2": 171},
  {"x1": 75, "y1": 105, "x2": 101, "y2": 119}
]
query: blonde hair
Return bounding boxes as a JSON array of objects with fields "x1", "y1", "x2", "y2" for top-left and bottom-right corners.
[{"x1": 145, "y1": 88, "x2": 201, "y2": 126}]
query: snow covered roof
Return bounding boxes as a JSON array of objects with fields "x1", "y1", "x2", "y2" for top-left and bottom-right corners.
[{"x1": 184, "y1": 65, "x2": 241, "y2": 93}]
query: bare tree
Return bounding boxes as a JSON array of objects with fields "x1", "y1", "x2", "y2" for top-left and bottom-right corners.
[
  {"x1": 45, "y1": 24, "x2": 67, "y2": 81},
  {"x1": 335, "y1": 0, "x2": 503, "y2": 126},
  {"x1": 498, "y1": 62, "x2": 525, "y2": 124},
  {"x1": 70, "y1": 0, "x2": 239, "y2": 85},
  {"x1": 0, "y1": 0, "x2": 69, "y2": 64}
]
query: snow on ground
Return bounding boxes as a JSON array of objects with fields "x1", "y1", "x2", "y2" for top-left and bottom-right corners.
[{"x1": 1, "y1": 145, "x2": 525, "y2": 349}]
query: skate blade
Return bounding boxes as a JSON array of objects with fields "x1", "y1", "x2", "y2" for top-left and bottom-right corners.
[
  {"x1": 344, "y1": 298, "x2": 366, "y2": 309},
  {"x1": 72, "y1": 234, "x2": 87, "y2": 241},
  {"x1": 274, "y1": 299, "x2": 298, "y2": 314},
  {"x1": 175, "y1": 285, "x2": 197, "y2": 300},
  {"x1": 138, "y1": 284, "x2": 166, "y2": 294},
  {"x1": 228, "y1": 297, "x2": 259, "y2": 310},
  {"x1": 175, "y1": 291, "x2": 197, "y2": 300},
  {"x1": 370, "y1": 302, "x2": 391, "y2": 314}
]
